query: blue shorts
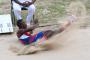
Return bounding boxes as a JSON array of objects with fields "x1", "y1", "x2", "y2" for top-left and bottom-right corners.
[
  {"x1": 33, "y1": 32, "x2": 44, "y2": 42},
  {"x1": 20, "y1": 32, "x2": 44, "y2": 45}
]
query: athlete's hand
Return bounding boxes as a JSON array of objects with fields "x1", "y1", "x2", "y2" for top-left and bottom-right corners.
[{"x1": 17, "y1": 29, "x2": 25, "y2": 35}]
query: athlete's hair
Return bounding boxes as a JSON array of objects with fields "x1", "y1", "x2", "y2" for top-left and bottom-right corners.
[{"x1": 17, "y1": 20, "x2": 27, "y2": 29}]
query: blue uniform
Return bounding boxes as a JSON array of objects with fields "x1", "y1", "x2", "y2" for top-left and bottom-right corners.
[{"x1": 17, "y1": 32, "x2": 45, "y2": 45}]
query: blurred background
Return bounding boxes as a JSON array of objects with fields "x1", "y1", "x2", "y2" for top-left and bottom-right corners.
[{"x1": 0, "y1": 0, "x2": 90, "y2": 25}]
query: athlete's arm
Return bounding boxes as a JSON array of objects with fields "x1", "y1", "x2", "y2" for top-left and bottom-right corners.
[{"x1": 17, "y1": 26, "x2": 35, "y2": 36}]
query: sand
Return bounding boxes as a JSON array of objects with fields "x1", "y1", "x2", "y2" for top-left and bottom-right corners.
[
  {"x1": 0, "y1": 20, "x2": 90, "y2": 60},
  {"x1": 0, "y1": 1, "x2": 90, "y2": 60}
]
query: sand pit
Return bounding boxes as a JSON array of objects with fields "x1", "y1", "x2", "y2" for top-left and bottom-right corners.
[
  {"x1": 1, "y1": 25, "x2": 90, "y2": 60},
  {"x1": 0, "y1": 1, "x2": 90, "y2": 60}
]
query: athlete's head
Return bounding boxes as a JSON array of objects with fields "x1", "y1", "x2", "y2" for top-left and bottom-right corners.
[{"x1": 17, "y1": 20, "x2": 27, "y2": 29}]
